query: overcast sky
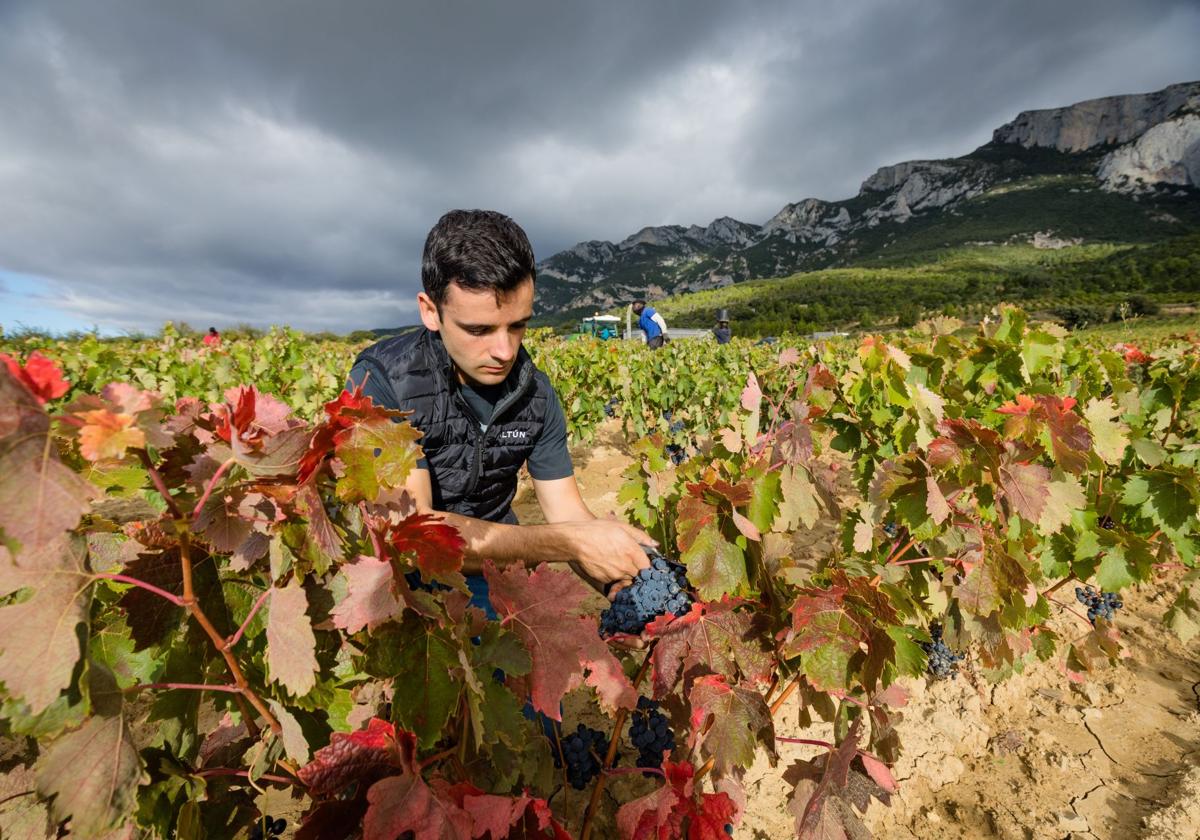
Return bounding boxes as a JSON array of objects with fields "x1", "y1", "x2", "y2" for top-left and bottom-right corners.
[{"x1": 1, "y1": 0, "x2": 1198, "y2": 334}]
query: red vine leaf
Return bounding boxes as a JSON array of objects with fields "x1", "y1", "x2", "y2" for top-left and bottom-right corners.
[
  {"x1": 459, "y1": 789, "x2": 571, "y2": 840},
  {"x1": 298, "y1": 717, "x2": 403, "y2": 796},
  {"x1": 361, "y1": 742, "x2": 471, "y2": 840},
  {"x1": 0, "y1": 351, "x2": 69, "y2": 404},
  {"x1": 484, "y1": 561, "x2": 635, "y2": 718},
  {"x1": 387, "y1": 513, "x2": 465, "y2": 579},
  {"x1": 645, "y1": 598, "x2": 773, "y2": 698},
  {"x1": 616, "y1": 759, "x2": 737, "y2": 840},
  {"x1": 687, "y1": 675, "x2": 775, "y2": 774}
]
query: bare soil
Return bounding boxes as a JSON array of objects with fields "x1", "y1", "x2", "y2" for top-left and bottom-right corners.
[{"x1": 530, "y1": 420, "x2": 1200, "y2": 840}]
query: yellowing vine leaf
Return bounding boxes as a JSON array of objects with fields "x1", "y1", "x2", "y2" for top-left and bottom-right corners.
[{"x1": 267, "y1": 580, "x2": 319, "y2": 697}]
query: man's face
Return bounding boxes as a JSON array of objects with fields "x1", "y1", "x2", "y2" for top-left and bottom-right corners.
[
  {"x1": 418, "y1": 277, "x2": 534, "y2": 387},
  {"x1": 633, "y1": 303, "x2": 645, "y2": 315}
]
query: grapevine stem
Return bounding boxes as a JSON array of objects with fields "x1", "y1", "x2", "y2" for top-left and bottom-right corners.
[
  {"x1": 137, "y1": 449, "x2": 183, "y2": 519},
  {"x1": 192, "y1": 457, "x2": 236, "y2": 522},
  {"x1": 92, "y1": 573, "x2": 184, "y2": 605},
  {"x1": 418, "y1": 747, "x2": 457, "y2": 771},
  {"x1": 1047, "y1": 596, "x2": 1094, "y2": 627},
  {"x1": 1041, "y1": 575, "x2": 1076, "y2": 599},
  {"x1": 225, "y1": 587, "x2": 271, "y2": 650},
  {"x1": 580, "y1": 640, "x2": 657, "y2": 840},
  {"x1": 770, "y1": 675, "x2": 801, "y2": 716},
  {"x1": 128, "y1": 682, "x2": 241, "y2": 693},
  {"x1": 891, "y1": 556, "x2": 933, "y2": 567},
  {"x1": 887, "y1": 538, "x2": 917, "y2": 565},
  {"x1": 194, "y1": 768, "x2": 296, "y2": 786}
]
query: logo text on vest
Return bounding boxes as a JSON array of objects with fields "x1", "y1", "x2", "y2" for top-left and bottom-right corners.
[{"x1": 498, "y1": 429, "x2": 528, "y2": 441}]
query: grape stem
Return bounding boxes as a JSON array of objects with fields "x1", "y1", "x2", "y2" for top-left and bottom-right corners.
[
  {"x1": 580, "y1": 640, "x2": 657, "y2": 840},
  {"x1": 192, "y1": 456, "x2": 236, "y2": 522},
  {"x1": 225, "y1": 586, "x2": 272, "y2": 650},
  {"x1": 92, "y1": 572, "x2": 184, "y2": 605},
  {"x1": 1040, "y1": 575, "x2": 1076, "y2": 599},
  {"x1": 194, "y1": 768, "x2": 296, "y2": 786},
  {"x1": 127, "y1": 682, "x2": 241, "y2": 693}
]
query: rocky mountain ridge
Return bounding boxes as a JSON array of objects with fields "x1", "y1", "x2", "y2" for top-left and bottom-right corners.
[{"x1": 535, "y1": 80, "x2": 1200, "y2": 319}]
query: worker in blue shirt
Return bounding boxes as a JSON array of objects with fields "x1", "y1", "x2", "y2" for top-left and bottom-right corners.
[{"x1": 632, "y1": 300, "x2": 668, "y2": 349}]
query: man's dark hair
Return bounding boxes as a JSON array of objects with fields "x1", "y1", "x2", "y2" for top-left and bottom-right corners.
[
  {"x1": 632, "y1": 299, "x2": 646, "y2": 308},
  {"x1": 421, "y1": 210, "x2": 536, "y2": 306}
]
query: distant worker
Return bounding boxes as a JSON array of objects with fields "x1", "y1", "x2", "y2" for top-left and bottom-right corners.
[
  {"x1": 203, "y1": 326, "x2": 221, "y2": 347},
  {"x1": 713, "y1": 309, "x2": 732, "y2": 345},
  {"x1": 632, "y1": 300, "x2": 668, "y2": 349}
]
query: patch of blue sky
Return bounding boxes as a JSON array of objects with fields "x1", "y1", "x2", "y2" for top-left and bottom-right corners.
[{"x1": 0, "y1": 271, "x2": 116, "y2": 336}]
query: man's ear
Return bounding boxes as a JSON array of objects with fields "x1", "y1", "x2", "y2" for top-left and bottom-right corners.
[{"x1": 417, "y1": 292, "x2": 441, "y2": 332}]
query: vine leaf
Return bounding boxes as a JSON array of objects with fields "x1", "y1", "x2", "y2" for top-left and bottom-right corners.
[
  {"x1": 331, "y1": 556, "x2": 402, "y2": 634},
  {"x1": 1038, "y1": 474, "x2": 1086, "y2": 535},
  {"x1": 0, "y1": 369, "x2": 96, "y2": 558},
  {"x1": 615, "y1": 759, "x2": 737, "y2": 840},
  {"x1": 387, "y1": 513, "x2": 465, "y2": 579},
  {"x1": 35, "y1": 662, "x2": 143, "y2": 838},
  {"x1": 75, "y1": 409, "x2": 146, "y2": 461},
  {"x1": 334, "y1": 409, "x2": 423, "y2": 502},
  {"x1": 297, "y1": 718, "x2": 402, "y2": 796},
  {"x1": 785, "y1": 718, "x2": 862, "y2": 839},
  {"x1": 687, "y1": 675, "x2": 775, "y2": 775},
  {"x1": 645, "y1": 598, "x2": 773, "y2": 698},
  {"x1": 1083, "y1": 398, "x2": 1130, "y2": 465},
  {"x1": 370, "y1": 618, "x2": 460, "y2": 750},
  {"x1": 363, "y1": 742, "x2": 471, "y2": 840},
  {"x1": 677, "y1": 495, "x2": 747, "y2": 600},
  {"x1": 0, "y1": 535, "x2": 91, "y2": 714},
  {"x1": 456, "y1": 788, "x2": 571, "y2": 840},
  {"x1": 997, "y1": 461, "x2": 1050, "y2": 523},
  {"x1": 0, "y1": 351, "x2": 69, "y2": 404},
  {"x1": 267, "y1": 580, "x2": 319, "y2": 697},
  {"x1": 117, "y1": 549, "x2": 186, "y2": 651},
  {"x1": 484, "y1": 561, "x2": 635, "y2": 718}
]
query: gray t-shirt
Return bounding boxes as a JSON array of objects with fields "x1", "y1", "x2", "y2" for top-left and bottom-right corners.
[{"x1": 345, "y1": 361, "x2": 573, "y2": 480}]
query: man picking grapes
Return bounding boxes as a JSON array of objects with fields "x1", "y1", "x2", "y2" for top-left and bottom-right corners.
[{"x1": 347, "y1": 210, "x2": 653, "y2": 616}]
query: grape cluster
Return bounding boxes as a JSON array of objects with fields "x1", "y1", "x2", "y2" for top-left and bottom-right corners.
[
  {"x1": 882, "y1": 521, "x2": 899, "y2": 538},
  {"x1": 553, "y1": 724, "x2": 610, "y2": 790},
  {"x1": 1076, "y1": 585, "x2": 1123, "y2": 625},
  {"x1": 599, "y1": 549, "x2": 693, "y2": 636},
  {"x1": 249, "y1": 816, "x2": 286, "y2": 840},
  {"x1": 628, "y1": 696, "x2": 675, "y2": 769},
  {"x1": 665, "y1": 442, "x2": 688, "y2": 465},
  {"x1": 920, "y1": 623, "x2": 964, "y2": 680},
  {"x1": 1098, "y1": 514, "x2": 1115, "y2": 530},
  {"x1": 603, "y1": 396, "x2": 620, "y2": 418}
]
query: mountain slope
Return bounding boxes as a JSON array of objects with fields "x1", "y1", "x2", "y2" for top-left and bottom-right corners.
[{"x1": 534, "y1": 80, "x2": 1200, "y2": 325}]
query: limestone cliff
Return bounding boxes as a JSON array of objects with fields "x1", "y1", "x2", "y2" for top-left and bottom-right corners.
[{"x1": 992, "y1": 81, "x2": 1200, "y2": 152}]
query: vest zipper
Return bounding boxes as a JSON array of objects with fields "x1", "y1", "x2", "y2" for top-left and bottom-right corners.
[{"x1": 461, "y1": 368, "x2": 534, "y2": 498}]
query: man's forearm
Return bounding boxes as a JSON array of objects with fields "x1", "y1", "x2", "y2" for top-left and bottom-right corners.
[{"x1": 434, "y1": 511, "x2": 583, "y2": 574}]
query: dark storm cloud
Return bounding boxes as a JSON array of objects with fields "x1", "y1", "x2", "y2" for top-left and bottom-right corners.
[{"x1": 0, "y1": 0, "x2": 1196, "y2": 332}]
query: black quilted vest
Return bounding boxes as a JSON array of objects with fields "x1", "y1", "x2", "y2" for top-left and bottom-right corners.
[{"x1": 351, "y1": 328, "x2": 549, "y2": 523}]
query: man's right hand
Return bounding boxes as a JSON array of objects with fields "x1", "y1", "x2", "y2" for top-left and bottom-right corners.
[{"x1": 565, "y1": 519, "x2": 655, "y2": 585}]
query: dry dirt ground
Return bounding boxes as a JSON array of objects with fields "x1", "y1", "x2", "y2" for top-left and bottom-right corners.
[{"x1": 518, "y1": 420, "x2": 1200, "y2": 840}]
